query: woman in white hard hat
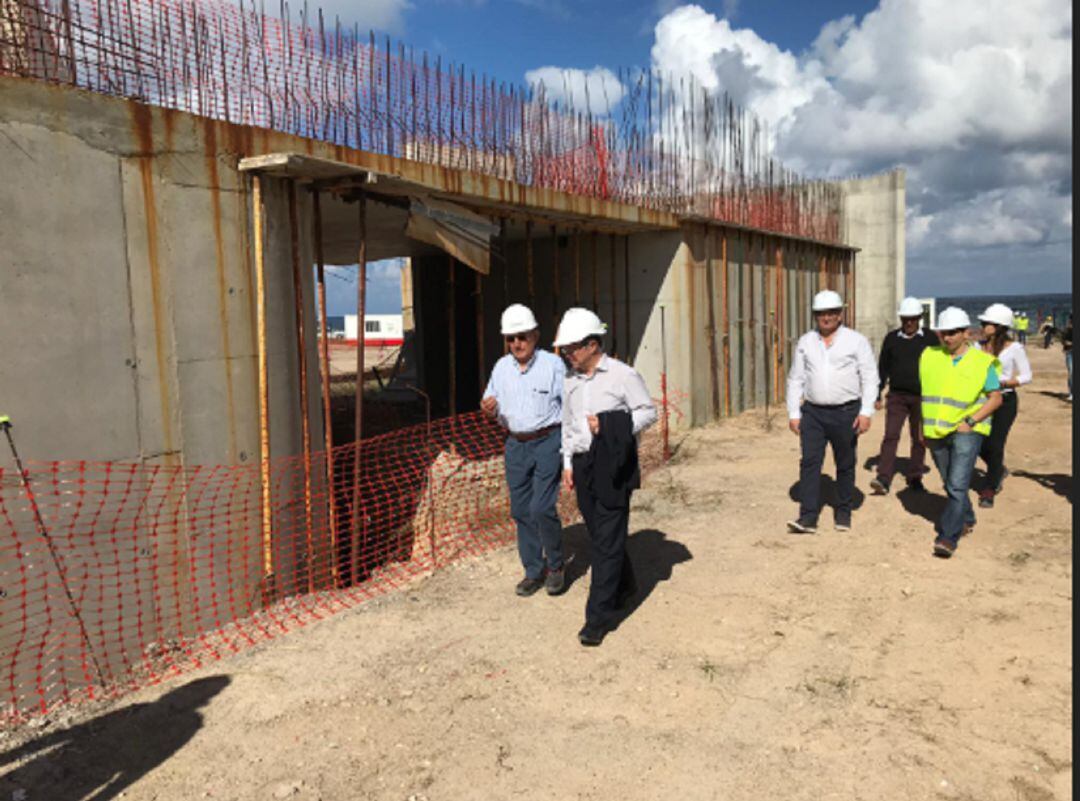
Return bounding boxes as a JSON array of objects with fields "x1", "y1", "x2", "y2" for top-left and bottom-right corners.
[
  {"x1": 975, "y1": 303, "x2": 1032, "y2": 509},
  {"x1": 554, "y1": 307, "x2": 659, "y2": 646}
]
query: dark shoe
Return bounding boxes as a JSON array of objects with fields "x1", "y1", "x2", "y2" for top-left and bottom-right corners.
[
  {"x1": 961, "y1": 523, "x2": 974, "y2": 538},
  {"x1": 869, "y1": 477, "x2": 890, "y2": 495},
  {"x1": 786, "y1": 519, "x2": 817, "y2": 534},
  {"x1": 906, "y1": 478, "x2": 926, "y2": 492},
  {"x1": 978, "y1": 489, "x2": 994, "y2": 509},
  {"x1": 933, "y1": 538, "x2": 956, "y2": 558},
  {"x1": 544, "y1": 568, "x2": 566, "y2": 596},
  {"x1": 835, "y1": 518, "x2": 852, "y2": 532},
  {"x1": 515, "y1": 576, "x2": 544, "y2": 597},
  {"x1": 578, "y1": 623, "x2": 606, "y2": 647}
]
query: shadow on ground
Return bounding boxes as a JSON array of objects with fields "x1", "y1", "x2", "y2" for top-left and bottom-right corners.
[
  {"x1": 1036, "y1": 390, "x2": 1071, "y2": 403},
  {"x1": 787, "y1": 476, "x2": 866, "y2": 513},
  {"x1": 1011, "y1": 469, "x2": 1073, "y2": 502},
  {"x1": 0, "y1": 676, "x2": 229, "y2": 801}
]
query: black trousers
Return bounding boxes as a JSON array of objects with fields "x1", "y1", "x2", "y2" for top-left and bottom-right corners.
[
  {"x1": 798, "y1": 401, "x2": 859, "y2": 525},
  {"x1": 979, "y1": 391, "x2": 1018, "y2": 491},
  {"x1": 573, "y1": 454, "x2": 636, "y2": 630}
]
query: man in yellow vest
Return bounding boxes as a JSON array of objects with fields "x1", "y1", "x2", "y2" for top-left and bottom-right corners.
[{"x1": 919, "y1": 307, "x2": 1003, "y2": 558}]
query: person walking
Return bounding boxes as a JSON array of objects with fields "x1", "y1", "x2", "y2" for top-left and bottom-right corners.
[
  {"x1": 786, "y1": 290, "x2": 878, "y2": 534},
  {"x1": 554, "y1": 308, "x2": 657, "y2": 647},
  {"x1": 975, "y1": 303, "x2": 1031, "y2": 509},
  {"x1": 481, "y1": 304, "x2": 567, "y2": 597},
  {"x1": 1015, "y1": 313, "x2": 1029, "y2": 345},
  {"x1": 1062, "y1": 314, "x2": 1072, "y2": 401},
  {"x1": 1040, "y1": 315, "x2": 1056, "y2": 349},
  {"x1": 869, "y1": 297, "x2": 934, "y2": 496},
  {"x1": 919, "y1": 307, "x2": 1003, "y2": 558}
]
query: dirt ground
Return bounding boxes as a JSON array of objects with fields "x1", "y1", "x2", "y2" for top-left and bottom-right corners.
[{"x1": 2, "y1": 347, "x2": 1072, "y2": 801}]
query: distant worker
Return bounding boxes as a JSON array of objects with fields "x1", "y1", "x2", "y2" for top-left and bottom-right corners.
[
  {"x1": 786, "y1": 290, "x2": 878, "y2": 534},
  {"x1": 1062, "y1": 314, "x2": 1072, "y2": 401},
  {"x1": 481, "y1": 304, "x2": 567, "y2": 597},
  {"x1": 1040, "y1": 315, "x2": 1056, "y2": 349},
  {"x1": 975, "y1": 304, "x2": 1031, "y2": 509},
  {"x1": 1014, "y1": 312, "x2": 1029, "y2": 345},
  {"x1": 555, "y1": 308, "x2": 657, "y2": 647},
  {"x1": 870, "y1": 297, "x2": 933, "y2": 496},
  {"x1": 919, "y1": 307, "x2": 1002, "y2": 558}
]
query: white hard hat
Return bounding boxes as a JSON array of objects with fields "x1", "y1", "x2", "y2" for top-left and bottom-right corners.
[
  {"x1": 552, "y1": 307, "x2": 606, "y2": 347},
  {"x1": 811, "y1": 290, "x2": 844, "y2": 311},
  {"x1": 977, "y1": 303, "x2": 1014, "y2": 329},
  {"x1": 934, "y1": 306, "x2": 971, "y2": 331},
  {"x1": 500, "y1": 303, "x2": 539, "y2": 335},
  {"x1": 897, "y1": 297, "x2": 924, "y2": 318}
]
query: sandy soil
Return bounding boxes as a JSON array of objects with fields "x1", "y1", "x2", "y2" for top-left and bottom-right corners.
[{"x1": 1, "y1": 347, "x2": 1071, "y2": 801}]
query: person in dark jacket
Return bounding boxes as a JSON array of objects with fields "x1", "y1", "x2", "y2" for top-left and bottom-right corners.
[
  {"x1": 870, "y1": 298, "x2": 935, "y2": 495},
  {"x1": 554, "y1": 308, "x2": 657, "y2": 647}
]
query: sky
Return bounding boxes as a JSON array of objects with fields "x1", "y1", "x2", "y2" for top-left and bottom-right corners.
[{"x1": 316, "y1": 0, "x2": 1073, "y2": 315}]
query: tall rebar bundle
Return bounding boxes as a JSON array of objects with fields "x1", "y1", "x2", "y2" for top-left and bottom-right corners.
[{"x1": 0, "y1": 0, "x2": 842, "y2": 241}]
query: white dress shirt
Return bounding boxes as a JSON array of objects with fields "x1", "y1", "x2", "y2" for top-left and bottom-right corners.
[
  {"x1": 994, "y1": 341, "x2": 1033, "y2": 393},
  {"x1": 786, "y1": 325, "x2": 879, "y2": 420},
  {"x1": 561, "y1": 354, "x2": 658, "y2": 468}
]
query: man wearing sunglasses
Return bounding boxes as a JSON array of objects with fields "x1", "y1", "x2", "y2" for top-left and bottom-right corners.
[
  {"x1": 554, "y1": 307, "x2": 657, "y2": 646},
  {"x1": 481, "y1": 304, "x2": 567, "y2": 597},
  {"x1": 786, "y1": 290, "x2": 879, "y2": 535},
  {"x1": 918, "y1": 307, "x2": 1003, "y2": 558}
]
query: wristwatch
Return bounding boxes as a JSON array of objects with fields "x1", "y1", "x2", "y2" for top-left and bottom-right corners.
[{"x1": 963, "y1": 415, "x2": 977, "y2": 427}]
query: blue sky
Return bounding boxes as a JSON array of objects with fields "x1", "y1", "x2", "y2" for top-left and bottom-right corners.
[{"x1": 319, "y1": 0, "x2": 1072, "y2": 315}]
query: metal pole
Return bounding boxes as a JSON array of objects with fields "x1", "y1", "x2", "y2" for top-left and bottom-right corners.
[
  {"x1": 287, "y1": 182, "x2": 315, "y2": 594},
  {"x1": 704, "y1": 226, "x2": 720, "y2": 421},
  {"x1": 591, "y1": 231, "x2": 599, "y2": 311},
  {"x1": 475, "y1": 270, "x2": 486, "y2": 398},
  {"x1": 525, "y1": 219, "x2": 534, "y2": 305},
  {"x1": 721, "y1": 231, "x2": 731, "y2": 416},
  {"x1": 1, "y1": 417, "x2": 108, "y2": 688},
  {"x1": 351, "y1": 192, "x2": 367, "y2": 584},
  {"x1": 609, "y1": 233, "x2": 617, "y2": 357},
  {"x1": 660, "y1": 305, "x2": 670, "y2": 461},
  {"x1": 311, "y1": 189, "x2": 339, "y2": 589},
  {"x1": 448, "y1": 254, "x2": 457, "y2": 450},
  {"x1": 623, "y1": 236, "x2": 631, "y2": 364},
  {"x1": 573, "y1": 228, "x2": 581, "y2": 303},
  {"x1": 551, "y1": 224, "x2": 560, "y2": 323},
  {"x1": 252, "y1": 174, "x2": 274, "y2": 604}
]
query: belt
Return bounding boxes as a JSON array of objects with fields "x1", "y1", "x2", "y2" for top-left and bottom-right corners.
[
  {"x1": 805, "y1": 399, "x2": 859, "y2": 409},
  {"x1": 508, "y1": 424, "x2": 559, "y2": 442}
]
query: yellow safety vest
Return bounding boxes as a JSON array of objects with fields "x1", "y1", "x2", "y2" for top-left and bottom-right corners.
[{"x1": 919, "y1": 346, "x2": 998, "y2": 439}]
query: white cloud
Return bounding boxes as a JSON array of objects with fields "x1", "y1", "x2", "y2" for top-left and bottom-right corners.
[
  {"x1": 649, "y1": 1, "x2": 1072, "y2": 291},
  {"x1": 524, "y1": 66, "x2": 625, "y2": 114}
]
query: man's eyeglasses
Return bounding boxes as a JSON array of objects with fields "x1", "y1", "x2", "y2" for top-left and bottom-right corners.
[
  {"x1": 814, "y1": 309, "x2": 842, "y2": 317},
  {"x1": 941, "y1": 328, "x2": 966, "y2": 336},
  {"x1": 504, "y1": 333, "x2": 531, "y2": 344}
]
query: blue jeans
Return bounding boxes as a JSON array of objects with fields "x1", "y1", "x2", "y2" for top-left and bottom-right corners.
[
  {"x1": 927, "y1": 432, "x2": 982, "y2": 546},
  {"x1": 505, "y1": 429, "x2": 564, "y2": 579}
]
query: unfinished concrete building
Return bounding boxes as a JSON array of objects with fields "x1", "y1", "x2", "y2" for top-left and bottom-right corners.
[{"x1": 0, "y1": 0, "x2": 903, "y2": 717}]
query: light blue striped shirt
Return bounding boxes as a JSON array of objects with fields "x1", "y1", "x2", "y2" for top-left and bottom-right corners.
[{"x1": 483, "y1": 350, "x2": 566, "y2": 434}]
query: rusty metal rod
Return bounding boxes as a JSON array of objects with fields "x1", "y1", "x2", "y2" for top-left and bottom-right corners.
[
  {"x1": 351, "y1": 191, "x2": 367, "y2": 585},
  {"x1": 311, "y1": 189, "x2": 339, "y2": 589},
  {"x1": 609, "y1": 233, "x2": 617, "y2": 357},
  {"x1": 252, "y1": 174, "x2": 274, "y2": 604}
]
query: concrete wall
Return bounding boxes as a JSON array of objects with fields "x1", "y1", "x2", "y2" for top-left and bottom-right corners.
[{"x1": 840, "y1": 169, "x2": 906, "y2": 352}]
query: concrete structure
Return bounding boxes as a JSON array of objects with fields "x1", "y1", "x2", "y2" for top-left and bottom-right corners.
[{"x1": 840, "y1": 169, "x2": 906, "y2": 351}]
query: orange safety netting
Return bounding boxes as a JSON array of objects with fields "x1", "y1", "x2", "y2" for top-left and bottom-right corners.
[{"x1": 0, "y1": 408, "x2": 675, "y2": 723}]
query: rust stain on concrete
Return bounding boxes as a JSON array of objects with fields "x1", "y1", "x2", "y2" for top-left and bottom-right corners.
[
  {"x1": 130, "y1": 103, "x2": 177, "y2": 464},
  {"x1": 204, "y1": 118, "x2": 239, "y2": 463}
]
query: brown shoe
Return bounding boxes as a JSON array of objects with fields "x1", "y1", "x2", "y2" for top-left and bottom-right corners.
[{"x1": 933, "y1": 538, "x2": 956, "y2": 558}]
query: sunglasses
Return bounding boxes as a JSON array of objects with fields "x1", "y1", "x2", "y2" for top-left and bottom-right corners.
[
  {"x1": 814, "y1": 309, "x2": 842, "y2": 316},
  {"x1": 504, "y1": 333, "x2": 532, "y2": 343},
  {"x1": 940, "y1": 328, "x2": 966, "y2": 336}
]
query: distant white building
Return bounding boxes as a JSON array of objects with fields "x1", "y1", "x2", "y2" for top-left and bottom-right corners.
[{"x1": 344, "y1": 313, "x2": 404, "y2": 345}]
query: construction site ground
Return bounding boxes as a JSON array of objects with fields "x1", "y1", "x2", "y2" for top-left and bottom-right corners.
[{"x1": 1, "y1": 347, "x2": 1072, "y2": 801}]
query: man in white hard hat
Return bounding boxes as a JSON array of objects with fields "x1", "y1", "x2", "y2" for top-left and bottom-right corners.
[
  {"x1": 869, "y1": 297, "x2": 934, "y2": 496},
  {"x1": 786, "y1": 290, "x2": 878, "y2": 534},
  {"x1": 554, "y1": 307, "x2": 657, "y2": 646},
  {"x1": 919, "y1": 307, "x2": 1002, "y2": 558},
  {"x1": 481, "y1": 304, "x2": 568, "y2": 597}
]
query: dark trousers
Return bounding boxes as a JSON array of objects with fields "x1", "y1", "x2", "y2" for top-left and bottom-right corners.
[
  {"x1": 979, "y1": 391, "x2": 1018, "y2": 491},
  {"x1": 798, "y1": 401, "x2": 859, "y2": 525},
  {"x1": 505, "y1": 429, "x2": 564, "y2": 579},
  {"x1": 876, "y1": 391, "x2": 926, "y2": 484},
  {"x1": 573, "y1": 454, "x2": 636, "y2": 630}
]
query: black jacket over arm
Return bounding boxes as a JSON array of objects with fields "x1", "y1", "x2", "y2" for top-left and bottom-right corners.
[{"x1": 583, "y1": 410, "x2": 641, "y2": 509}]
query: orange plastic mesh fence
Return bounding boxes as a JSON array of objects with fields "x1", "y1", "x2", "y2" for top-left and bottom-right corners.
[{"x1": 0, "y1": 406, "x2": 679, "y2": 723}]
